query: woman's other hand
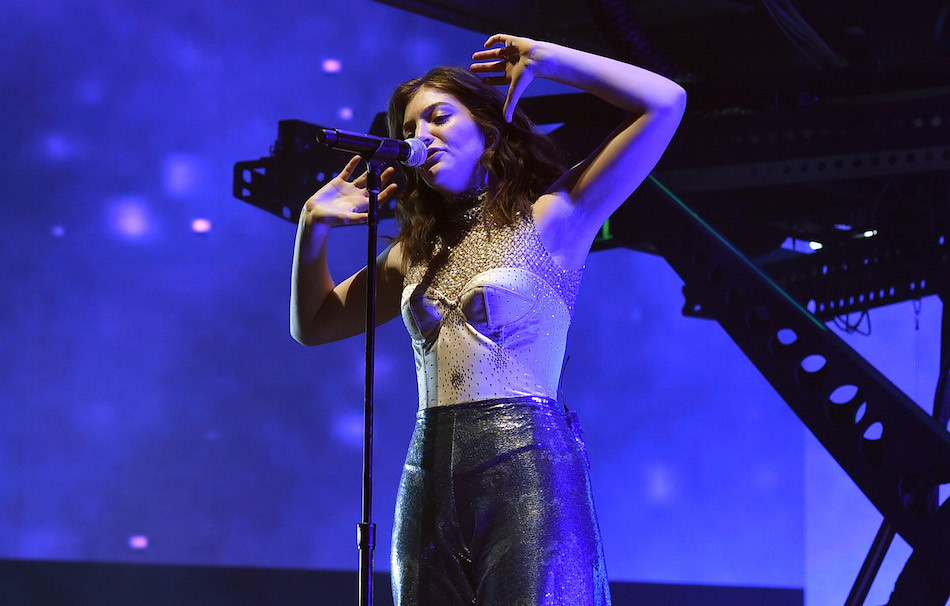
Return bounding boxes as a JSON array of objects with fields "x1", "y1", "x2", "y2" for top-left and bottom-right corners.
[
  {"x1": 471, "y1": 34, "x2": 545, "y2": 123},
  {"x1": 300, "y1": 155, "x2": 399, "y2": 229}
]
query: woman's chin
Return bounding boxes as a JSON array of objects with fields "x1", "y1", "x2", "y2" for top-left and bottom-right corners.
[
  {"x1": 426, "y1": 176, "x2": 466, "y2": 198},
  {"x1": 422, "y1": 166, "x2": 484, "y2": 198}
]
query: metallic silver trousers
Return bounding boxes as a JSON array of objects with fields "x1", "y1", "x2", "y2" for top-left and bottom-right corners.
[{"x1": 391, "y1": 396, "x2": 611, "y2": 606}]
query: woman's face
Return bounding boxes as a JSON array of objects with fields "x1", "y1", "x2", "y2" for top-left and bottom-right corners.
[{"x1": 402, "y1": 86, "x2": 486, "y2": 197}]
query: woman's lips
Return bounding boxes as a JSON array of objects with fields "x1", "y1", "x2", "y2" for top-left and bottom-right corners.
[{"x1": 423, "y1": 149, "x2": 443, "y2": 168}]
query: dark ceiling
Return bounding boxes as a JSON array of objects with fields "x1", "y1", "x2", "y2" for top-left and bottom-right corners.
[{"x1": 374, "y1": 0, "x2": 950, "y2": 86}]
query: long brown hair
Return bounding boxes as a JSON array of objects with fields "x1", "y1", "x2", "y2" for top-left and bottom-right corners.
[{"x1": 386, "y1": 66, "x2": 564, "y2": 264}]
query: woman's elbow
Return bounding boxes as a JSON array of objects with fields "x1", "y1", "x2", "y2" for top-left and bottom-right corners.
[
  {"x1": 290, "y1": 321, "x2": 323, "y2": 347},
  {"x1": 650, "y1": 85, "x2": 687, "y2": 134},
  {"x1": 664, "y1": 83, "x2": 687, "y2": 119}
]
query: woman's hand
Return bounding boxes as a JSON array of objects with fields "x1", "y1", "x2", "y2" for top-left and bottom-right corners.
[
  {"x1": 300, "y1": 155, "x2": 399, "y2": 229},
  {"x1": 471, "y1": 34, "x2": 546, "y2": 123}
]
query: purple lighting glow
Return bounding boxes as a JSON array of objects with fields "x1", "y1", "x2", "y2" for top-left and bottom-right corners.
[
  {"x1": 105, "y1": 196, "x2": 156, "y2": 241},
  {"x1": 128, "y1": 535, "x2": 149, "y2": 550},
  {"x1": 191, "y1": 218, "x2": 212, "y2": 233},
  {"x1": 332, "y1": 411, "x2": 364, "y2": 449},
  {"x1": 42, "y1": 133, "x2": 81, "y2": 162},
  {"x1": 162, "y1": 154, "x2": 204, "y2": 198}
]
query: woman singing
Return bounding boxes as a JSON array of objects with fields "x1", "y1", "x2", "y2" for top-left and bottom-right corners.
[{"x1": 291, "y1": 33, "x2": 686, "y2": 606}]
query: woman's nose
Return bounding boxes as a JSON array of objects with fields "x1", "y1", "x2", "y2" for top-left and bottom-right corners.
[{"x1": 416, "y1": 123, "x2": 434, "y2": 145}]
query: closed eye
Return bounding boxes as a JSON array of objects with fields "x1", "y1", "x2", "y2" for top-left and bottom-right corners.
[{"x1": 403, "y1": 102, "x2": 454, "y2": 138}]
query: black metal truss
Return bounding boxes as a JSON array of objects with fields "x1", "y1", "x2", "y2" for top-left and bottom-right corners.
[
  {"x1": 767, "y1": 235, "x2": 948, "y2": 321},
  {"x1": 635, "y1": 176, "x2": 950, "y2": 603},
  {"x1": 682, "y1": 232, "x2": 950, "y2": 323},
  {"x1": 656, "y1": 91, "x2": 950, "y2": 192}
]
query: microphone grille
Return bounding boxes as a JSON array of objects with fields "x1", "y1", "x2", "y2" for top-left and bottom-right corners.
[{"x1": 404, "y1": 138, "x2": 427, "y2": 167}]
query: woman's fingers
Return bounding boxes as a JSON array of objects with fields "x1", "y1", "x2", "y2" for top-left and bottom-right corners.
[
  {"x1": 482, "y1": 33, "x2": 511, "y2": 49},
  {"x1": 470, "y1": 51, "x2": 506, "y2": 68},
  {"x1": 337, "y1": 211, "x2": 369, "y2": 225},
  {"x1": 337, "y1": 155, "x2": 362, "y2": 181},
  {"x1": 471, "y1": 47, "x2": 513, "y2": 79},
  {"x1": 471, "y1": 34, "x2": 533, "y2": 122},
  {"x1": 470, "y1": 63, "x2": 509, "y2": 82},
  {"x1": 472, "y1": 34, "x2": 538, "y2": 121},
  {"x1": 380, "y1": 165, "x2": 397, "y2": 188},
  {"x1": 504, "y1": 69, "x2": 534, "y2": 122},
  {"x1": 353, "y1": 164, "x2": 397, "y2": 190},
  {"x1": 472, "y1": 35, "x2": 514, "y2": 76},
  {"x1": 378, "y1": 182, "x2": 400, "y2": 205}
]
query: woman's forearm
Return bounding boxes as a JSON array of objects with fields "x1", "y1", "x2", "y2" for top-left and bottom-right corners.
[
  {"x1": 290, "y1": 215, "x2": 334, "y2": 345},
  {"x1": 532, "y1": 41, "x2": 686, "y2": 115}
]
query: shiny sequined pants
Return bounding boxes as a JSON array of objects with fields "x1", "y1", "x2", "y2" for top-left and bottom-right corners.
[{"x1": 391, "y1": 396, "x2": 611, "y2": 606}]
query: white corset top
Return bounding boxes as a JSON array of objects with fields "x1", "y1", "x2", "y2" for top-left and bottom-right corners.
[{"x1": 401, "y1": 209, "x2": 583, "y2": 408}]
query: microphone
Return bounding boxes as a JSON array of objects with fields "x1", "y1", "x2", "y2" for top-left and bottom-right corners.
[{"x1": 317, "y1": 128, "x2": 427, "y2": 167}]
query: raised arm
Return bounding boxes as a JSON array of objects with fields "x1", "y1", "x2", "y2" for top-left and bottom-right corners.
[
  {"x1": 471, "y1": 34, "x2": 687, "y2": 269},
  {"x1": 290, "y1": 156, "x2": 404, "y2": 346}
]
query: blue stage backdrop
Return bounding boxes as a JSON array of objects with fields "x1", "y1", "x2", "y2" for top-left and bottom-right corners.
[{"x1": 0, "y1": 2, "x2": 942, "y2": 605}]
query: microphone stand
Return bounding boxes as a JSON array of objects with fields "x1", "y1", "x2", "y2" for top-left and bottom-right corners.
[
  {"x1": 357, "y1": 157, "x2": 385, "y2": 606},
  {"x1": 317, "y1": 125, "x2": 412, "y2": 605}
]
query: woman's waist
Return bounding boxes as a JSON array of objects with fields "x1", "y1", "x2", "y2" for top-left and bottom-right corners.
[
  {"x1": 419, "y1": 394, "x2": 559, "y2": 413},
  {"x1": 419, "y1": 384, "x2": 560, "y2": 410}
]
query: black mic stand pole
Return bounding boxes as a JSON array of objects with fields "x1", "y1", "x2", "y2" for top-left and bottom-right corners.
[{"x1": 357, "y1": 157, "x2": 386, "y2": 606}]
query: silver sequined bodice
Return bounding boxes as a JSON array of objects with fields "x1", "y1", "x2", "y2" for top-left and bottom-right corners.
[{"x1": 401, "y1": 209, "x2": 584, "y2": 409}]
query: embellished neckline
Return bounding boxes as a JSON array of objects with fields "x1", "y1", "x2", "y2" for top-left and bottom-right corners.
[
  {"x1": 448, "y1": 185, "x2": 487, "y2": 211},
  {"x1": 439, "y1": 186, "x2": 488, "y2": 229}
]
